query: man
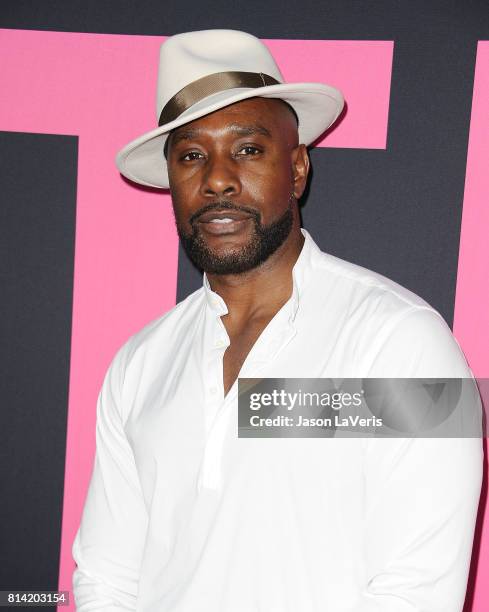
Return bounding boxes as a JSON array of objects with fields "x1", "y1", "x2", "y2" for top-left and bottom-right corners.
[{"x1": 72, "y1": 29, "x2": 483, "y2": 611}]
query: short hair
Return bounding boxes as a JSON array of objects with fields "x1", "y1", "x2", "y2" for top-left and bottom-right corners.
[{"x1": 163, "y1": 98, "x2": 299, "y2": 160}]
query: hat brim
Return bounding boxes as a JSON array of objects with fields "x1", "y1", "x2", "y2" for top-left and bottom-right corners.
[{"x1": 115, "y1": 82, "x2": 344, "y2": 189}]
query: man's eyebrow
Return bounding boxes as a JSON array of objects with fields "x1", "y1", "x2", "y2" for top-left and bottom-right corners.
[{"x1": 170, "y1": 123, "x2": 272, "y2": 146}]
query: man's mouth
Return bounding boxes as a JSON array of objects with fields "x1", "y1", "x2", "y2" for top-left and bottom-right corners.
[
  {"x1": 208, "y1": 218, "x2": 234, "y2": 224},
  {"x1": 197, "y1": 210, "x2": 254, "y2": 223},
  {"x1": 195, "y1": 209, "x2": 255, "y2": 235}
]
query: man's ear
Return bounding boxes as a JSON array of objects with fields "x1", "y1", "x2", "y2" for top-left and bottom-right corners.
[{"x1": 291, "y1": 144, "x2": 310, "y2": 200}]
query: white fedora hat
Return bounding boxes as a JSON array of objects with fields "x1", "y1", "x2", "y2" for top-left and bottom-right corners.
[{"x1": 115, "y1": 29, "x2": 344, "y2": 189}]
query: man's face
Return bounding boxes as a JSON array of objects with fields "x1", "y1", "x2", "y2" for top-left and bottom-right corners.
[{"x1": 166, "y1": 97, "x2": 309, "y2": 275}]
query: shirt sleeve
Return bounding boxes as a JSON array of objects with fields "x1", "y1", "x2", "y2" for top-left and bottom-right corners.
[
  {"x1": 358, "y1": 307, "x2": 483, "y2": 612},
  {"x1": 72, "y1": 343, "x2": 149, "y2": 611}
]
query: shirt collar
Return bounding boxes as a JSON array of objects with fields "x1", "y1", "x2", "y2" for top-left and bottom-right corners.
[{"x1": 202, "y1": 227, "x2": 320, "y2": 319}]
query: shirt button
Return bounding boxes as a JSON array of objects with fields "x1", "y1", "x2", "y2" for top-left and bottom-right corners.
[
  {"x1": 210, "y1": 386, "x2": 218, "y2": 395},
  {"x1": 214, "y1": 338, "x2": 226, "y2": 348}
]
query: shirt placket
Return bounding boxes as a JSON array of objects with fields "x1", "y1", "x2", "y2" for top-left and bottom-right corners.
[
  {"x1": 197, "y1": 306, "x2": 231, "y2": 490},
  {"x1": 197, "y1": 299, "x2": 298, "y2": 492}
]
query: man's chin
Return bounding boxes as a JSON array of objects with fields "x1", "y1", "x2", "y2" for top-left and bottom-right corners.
[
  {"x1": 189, "y1": 244, "x2": 263, "y2": 275},
  {"x1": 197, "y1": 233, "x2": 253, "y2": 255}
]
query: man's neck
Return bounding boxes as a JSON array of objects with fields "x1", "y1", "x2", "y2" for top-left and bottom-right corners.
[{"x1": 206, "y1": 227, "x2": 305, "y2": 325}]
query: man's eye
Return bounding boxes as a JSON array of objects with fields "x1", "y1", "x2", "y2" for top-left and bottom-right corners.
[
  {"x1": 181, "y1": 151, "x2": 203, "y2": 161},
  {"x1": 237, "y1": 145, "x2": 261, "y2": 156}
]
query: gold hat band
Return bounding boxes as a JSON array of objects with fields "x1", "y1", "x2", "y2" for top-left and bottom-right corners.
[{"x1": 158, "y1": 71, "x2": 281, "y2": 126}]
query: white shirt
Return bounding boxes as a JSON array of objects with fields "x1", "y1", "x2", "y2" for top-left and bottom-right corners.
[{"x1": 72, "y1": 228, "x2": 483, "y2": 611}]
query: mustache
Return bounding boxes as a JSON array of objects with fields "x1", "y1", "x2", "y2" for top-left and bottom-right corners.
[{"x1": 189, "y1": 200, "x2": 260, "y2": 225}]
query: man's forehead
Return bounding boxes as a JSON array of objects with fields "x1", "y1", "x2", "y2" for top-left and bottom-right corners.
[
  {"x1": 171, "y1": 122, "x2": 273, "y2": 145},
  {"x1": 168, "y1": 97, "x2": 297, "y2": 145}
]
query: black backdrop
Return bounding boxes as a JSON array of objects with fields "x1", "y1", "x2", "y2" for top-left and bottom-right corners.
[{"x1": 1, "y1": 2, "x2": 489, "y2": 610}]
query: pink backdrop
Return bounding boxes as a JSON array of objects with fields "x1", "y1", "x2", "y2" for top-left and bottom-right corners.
[{"x1": 0, "y1": 29, "x2": 487, "y2": 610}]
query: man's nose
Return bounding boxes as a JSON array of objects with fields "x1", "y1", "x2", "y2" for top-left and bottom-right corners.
[{"x1": 200, "y1": 154, "x2": 241, "y2": 198}]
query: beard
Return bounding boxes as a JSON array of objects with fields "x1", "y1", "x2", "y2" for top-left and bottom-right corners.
[{"x1": 176, "y1": 196, "x2": 294, "y2": 275}]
